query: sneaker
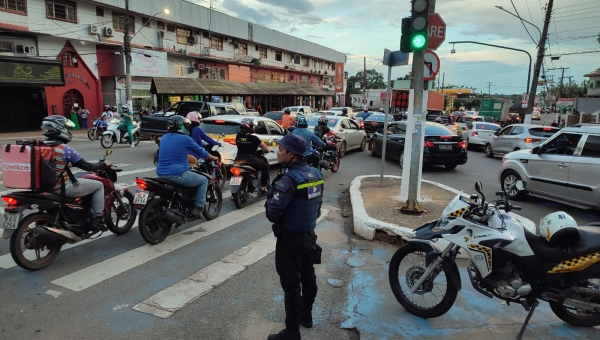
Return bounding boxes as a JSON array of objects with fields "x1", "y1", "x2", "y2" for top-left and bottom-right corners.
[
  {"x1": 131, "y1": 143, "x2": 135, "y2": 148},
  {"x1": 267, "y1": 329, "x2": 301, "y2": 340},
  {"x1": 190, "y1": 206, "x2": 205, "y2": 220}
]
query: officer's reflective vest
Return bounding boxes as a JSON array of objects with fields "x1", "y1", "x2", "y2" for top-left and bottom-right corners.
[{"x1": 280, "y1": 167, "x2": 324, "y2": 233}]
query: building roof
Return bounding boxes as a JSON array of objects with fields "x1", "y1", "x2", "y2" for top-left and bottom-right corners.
[
  {"x1": 151, "y1": 78, "x2": 332, "y2": 96},
  {"x1": 584, "y1": 67, "x2": 600, "y2": 77}
]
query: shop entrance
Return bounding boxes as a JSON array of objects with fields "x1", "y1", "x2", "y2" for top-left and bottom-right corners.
[
  {"x1": 63, "y1": 89, "x2": 84, "y2": 114},
  {"x1": 0, "y1": 87, "x2": 46, "y2": 133}
]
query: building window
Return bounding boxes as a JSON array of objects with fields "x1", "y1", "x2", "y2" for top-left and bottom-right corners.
[
  {"x1": 177, "y1": 28, "x2": 191, "y2": 45},
  {"x1": 175, "y1": 63, "x2": 186, "y2": 77},
  {"x1": 331, "y1": 63, "x2": 336, "y2": 71},
  {"x1": 301, "y1": 76, "x2": 308, "y2": 83},
  {"x1": 157, "y1": 21, "x2": 164, "y2": 30},
  {"x1": 324, "y1": 78, "x2": 331, "y2": 86},
  {"x1": 0, "y1": 0, "x2": 26, "y2": 14},
  {"x1": 312, "y1": 59, "x2": 316, "y2": 68},
  {"x1": 62, "y1": 51, "x2": 76, "y2": 68},
  {"x1": 238, "y1": 43, "x2": 247, "y2": 55},
  {"x1": 96, "y1": 7, "x2": 103, "y2": 16},
  {"x1": 293, "y1": 55, "x2": 300, "y2": 64},
  {"x1": 275, "y1": 51, "x2": 282, "y2": 62},
  {"x1": 46, "y1": 0, "x2": 77, "y2": 22},
  {"x1": 113, "y1": 11, "x2": 134, "y2": 33},
  {"x1": 259, "y1": 47, "x2": 267, "y2": 59},
  {"x1": 0, "y1": 41, "x2": 14, "y2": 52},
  {"x1": 142, "y1": 17, "x2": 150, "y2": 27},
  {"x1": 302, "y1": 57, "x2": 309, "y2": 67},
  {"x1": 167, "y1": 23, "x2": 176, "y2": 32},
  {"x1": 206, "y1": 68, "x2": 226, "y2": 80},
  {"x1": 211, "y1": 36, "x2": 223, "y2": 50}
]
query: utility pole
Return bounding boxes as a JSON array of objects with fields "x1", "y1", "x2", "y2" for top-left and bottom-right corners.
[
  {"x1": 440, "y1": 72, "x2": 444, "y2": 92},
  {"x1": 526, "y1": 0, "x2": 554, "y2": 124},
  {"x1": 548, "y1": 67, "x2": 569, "y2": 122},
  {"x1": 124, "y1": 0, "x2": 132, "y2": 109},
  {"x1": 363, "y1": 56, "x2": 367, "y2": 107},
  {"x1": 486, "y1": 82, "x2": 493, "y2": 97}
]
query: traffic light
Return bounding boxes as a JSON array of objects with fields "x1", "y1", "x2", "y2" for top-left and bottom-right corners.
[{"x1": 400, "y1": 0, "x2": 429, "y2": 53}]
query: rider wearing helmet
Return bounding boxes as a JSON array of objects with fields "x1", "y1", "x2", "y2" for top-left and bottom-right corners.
[
  {"x1": 186, "y1": 111, "x2": 220, "y2": 161},
  {"x1": 41, "y1": 115, "x2": 111, "y2": 232},
  {"x1": 539, "y1": 211, "x2": 580, "y2": 248},
  {"x1": 101, "y1": 104, "x2": 113, "y2": 124},
  {"x1": 117, "y1": 104, "x2": 135, "y2": 147},
  {"x1": 156, "y1": 115, "x2": 211, "y2": 219},
  {"x1": 234, "y1": 118, "x2": 272, "y2": 191},
  {"x1": 341, "y1": 108, "x2": 348, "y2": 116},
  {"x1": 313, "y1": 115, "x2": 339, "y2": 159},
  {"x1": 281, "y1": 108, "x2": 296, "y2": 129},
  {"x1": 291, "y1": 116, "x2": 325, "y2": 165}
]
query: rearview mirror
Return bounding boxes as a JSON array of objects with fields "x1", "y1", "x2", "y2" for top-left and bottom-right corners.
[
  {"x1": 474, "y1": 181, "x2": 483, "y2": 194},
  {"x1": 531, "y1": 146, "x2": 540, "y2": 154},
  {"x1": 105, "y1": 150, "x2": 112, "y2": 157},
  {"x1": 493, "y1": 131, "x2": 499, "y2": 136}
]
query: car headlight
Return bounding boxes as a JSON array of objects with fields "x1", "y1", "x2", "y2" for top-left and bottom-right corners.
[{"x1": 110, "y1": 119, "x2": 119, "y2": 124}]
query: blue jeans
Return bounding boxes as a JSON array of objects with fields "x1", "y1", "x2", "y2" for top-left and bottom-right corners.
[{"x1": 159, "y1": 171, "x2": 208, "y2": 208}]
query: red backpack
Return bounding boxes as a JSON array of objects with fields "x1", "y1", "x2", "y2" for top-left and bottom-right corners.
[{"x1": 2, "y1": 140, "x2": 58, "y2": 192}]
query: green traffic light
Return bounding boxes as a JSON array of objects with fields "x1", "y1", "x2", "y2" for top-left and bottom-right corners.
[{"x1": 411, "y1": 33, "x2": 427, "y2": 50}]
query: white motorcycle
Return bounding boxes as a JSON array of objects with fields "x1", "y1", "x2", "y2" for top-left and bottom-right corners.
[
  {"x1": 100, "y1": 118, "x2": 141, "y2": 149},
  {"x1": 389, "y1": 181, "x2": 600, "y2": 340}
]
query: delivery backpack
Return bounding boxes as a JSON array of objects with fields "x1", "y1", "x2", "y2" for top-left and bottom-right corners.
[{"x1": 2, "y1": 140, "x2": 68, "y2": 192}]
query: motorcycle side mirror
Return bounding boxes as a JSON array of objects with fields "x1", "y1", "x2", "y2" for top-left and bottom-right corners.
[
  {"x1": 268, "y1": 137, "x2": 274, "y2": 144},
  {"x1": 105, "y1": 149, "x2": 112, "y2": 157},
  {"x1": 211, "y1": 145, "x2": 219, "y2": 151},
  {"x1": 474, "y1": 181, "x2": 483, "y2": 194},
  {"x1": 493, "y1": 131, "x2": 500, "y2": 136}
]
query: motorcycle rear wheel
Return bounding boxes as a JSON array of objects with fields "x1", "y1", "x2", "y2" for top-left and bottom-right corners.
[
  {"x1": 217, "y1": 164, "x2": 227, "y2": 189},
  {"x1": 331, "y1": 153, "x2": 341, "y2": 173},
  {"x1": 233, "y1": 180, "x2": 249, "y2": 209},
  {"x1": 550, "y1": 278, "x2": 600, "y2": 327},
  {"x1": 138, "y1": 198, "x2": 172, "y2": 245},
  {"x1": 106, "y1": 191, "x2": 137, "y2": 235},
  {"x1": 101, "y1": 134, "x2": 114, "y2": 149},
  {"x1": 388, "y1": 243, "x2": 458, "y2": 318},
  {"x1": 203, "y1": 185, "x2": 223, "y2": 220},
  {"x1": 9, "y1": 213, "x2": 62, "y2": 271}
]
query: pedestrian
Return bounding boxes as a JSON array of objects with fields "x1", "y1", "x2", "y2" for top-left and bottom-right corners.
[
  {"x1": 151, "y1": 106, "x2": 158, "y2": 114},
  {"x1": 68, "y1": 106, "x2": 80, "y2": 130},
  {"x1": 256, "y1": 103, "x2": 262, "y2": 115},
  {"x1": 266, "y1": 133, "x2": 324, "y2": 340},
  {"x1": 550, "y1": 120, "x2": 558, "y2": 127},
  {"x1": 559, "y1": 118, "x2": 566, "y2": 128},
  {"x1": 78, "y1": 106, "x2": 90, "y2": 129}
]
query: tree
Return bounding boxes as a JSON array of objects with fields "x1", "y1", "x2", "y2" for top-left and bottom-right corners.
[
  {"x1": 347, "y1": 69, "x2": 386, "y2": 90},
  {"x1": 398, "y1": 72, "x2": 412, "y2": 80}
]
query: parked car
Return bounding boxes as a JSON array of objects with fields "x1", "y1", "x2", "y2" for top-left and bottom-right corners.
[
  {"x1": 363, "y1": 113, "x2": 395, "y2": 135},
  {"x1": 306, "y1": 115, "x2": 367, "y2": 157},
  {"x1": 461, "y1": 122, "x2": 501, "y2": 150},
  {"x1": 281, "y1": 106, "x2": 313, "y2": 115},
  {"x1": 455, "y1": 116, "x2": 495, "y2": 133},
  {"x1": 484, "y1": 125, "x2": 560, "y2": 158},
  {"x1": 532, "y1": 111, "x2": 541, "y2": 120},
  {"x1": 200, "y1": 115, "x2": 286, "y2": 166},
  {"x1": 316, "y1": 110, "x2": 341, "y2": 116},
  {"x1": 329, "y1": 107, "x2": 355, "y2": 117},
  {"x1": 368, "y1": 121, "x2": 468, "y2": 170},
  {"x1": 499, "y1": 124, "x2": 600, "y2": 209},
  {"x1": 263, "y1": 111, "x2": 285, "y2": 125}
]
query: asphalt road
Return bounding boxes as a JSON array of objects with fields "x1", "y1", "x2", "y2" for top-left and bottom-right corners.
[{"x1": 0, "y1": 136, "x2": 598, "y2": 340}]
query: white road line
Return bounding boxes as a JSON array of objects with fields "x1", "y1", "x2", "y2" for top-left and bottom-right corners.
[
  {"x1": 0, "y1": 190, "x2": 231, "y2": 270},
  {"x1": 51, "y1": 200, "x2": 264, "y2": 292},
  {"x1": 132, "y1": 234, "x2": 276, "y2": 318}
]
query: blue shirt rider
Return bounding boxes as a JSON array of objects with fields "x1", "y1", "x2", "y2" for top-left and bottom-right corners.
[
  {"x1": 291, "y1": 116, "x2": 324, "y2": 159},
  {"x1": 362, "y1": 108, "x2": 371, "y2": 122}
]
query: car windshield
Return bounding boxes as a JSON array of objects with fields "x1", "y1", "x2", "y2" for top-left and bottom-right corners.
[
  {"x1": 329, "y1": 108, "x2": 343, "y2": 111},
  {"x1": 426, "y1": 115, "x2": 451, "y2": 124},
  {"x1": 201, "y1": 120, "x2": 240, "y2": 134},
  {"x1": 264, "y1": 112, "x2": 284, "y2": 120},
  {"x1": 365, "y1": 114, "x2": 392, "y2": 122},
  {"x1": 308, "y1": 117, "x2": 337, "y2": 127},
  {"x1": 425, "y1": 124, "x2": 454, "y2": 135},
  {"x1": 475, "y1": 123, "x2": 500, "y2": 131},
  {"x1": 529, "y1": 127, "x2": 560, "y2": 137}
]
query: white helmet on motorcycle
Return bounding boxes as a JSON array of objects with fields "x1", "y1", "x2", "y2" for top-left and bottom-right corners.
[{"x1": 539, "y1": 211, "x2": 580, "y2": 248}]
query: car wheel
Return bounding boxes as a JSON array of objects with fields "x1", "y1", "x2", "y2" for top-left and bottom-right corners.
[
  {"x1": 399, "y1": 150, "x2": 404, "y2": 169},
  {"x1": 501, "y1": 170, "x2": 527, "y2": 200},
  {"x1": 339, "y1": 141, "x2": 347, "y2": 158},
  {"x1": 370, "y1": 141, "x2": 378, "y2": 157},
  {"x1": 485, "y1": 144, "x2": 494, "y2": 158},
  {"x1": 359, "y1": 137, "x2": 367, "y2": 151}
]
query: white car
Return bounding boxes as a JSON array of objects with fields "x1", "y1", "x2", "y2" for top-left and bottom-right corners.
[
  {"x1": 306, "y1": 115, "x2": 367, "y2": 157},
  {"x1": 200, "y1": 115, "x2": 285, "y2": 166},
  {"x1": 461, "y1": 122, "x2": 501, "y2": 150},
  {"x1": 281, "y1": 106, "x2": 313, "y2": 115}
]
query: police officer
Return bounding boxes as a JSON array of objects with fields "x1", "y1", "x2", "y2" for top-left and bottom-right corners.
[{"x1": 266, "y1": 134, "x2": 324, "y2": 340}]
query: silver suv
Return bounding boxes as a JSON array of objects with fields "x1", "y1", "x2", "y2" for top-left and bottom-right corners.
[
  {"x1": 499, "y1": 124, "x2": 600, "y2": 209},
  {"x1": 485, "y1": 124, "x2": 560, "y2": 158}
]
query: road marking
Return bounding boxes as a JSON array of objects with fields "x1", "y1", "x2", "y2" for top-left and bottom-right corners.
[
  {"x1": 133, "y1": 234, "x2": 276, "y2": 318},
  {"x1": 51, "y1": 200, "x2": 264, "y2": 291},
  {"x1": 0, "y1": 190, "x2": 231, "y2": 270}
]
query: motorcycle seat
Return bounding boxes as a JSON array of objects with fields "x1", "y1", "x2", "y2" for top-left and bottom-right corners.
[{"x1": 524, "y1": 227, "x2": 600, "y2": 263}]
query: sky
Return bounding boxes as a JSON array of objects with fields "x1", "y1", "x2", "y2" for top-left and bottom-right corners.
[{"x1": 190, "y1": 0, "x2": 599, "y2": 95}]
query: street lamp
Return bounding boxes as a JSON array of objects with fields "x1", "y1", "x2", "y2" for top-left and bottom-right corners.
[
  {"x1": 495, "y1": 6, "x2": 541, "y2": 43},
  {"x1": 449, "y1": 41, "x2": 532, "y2": 94}
]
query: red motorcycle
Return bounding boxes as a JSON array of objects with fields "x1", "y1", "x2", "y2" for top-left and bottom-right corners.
[
  {"x1": 1, "y1": 150, "x2": 137, "y2": 271},
  {"x1": 311, "y1": 132, "x2": 341, "y2": 172}
]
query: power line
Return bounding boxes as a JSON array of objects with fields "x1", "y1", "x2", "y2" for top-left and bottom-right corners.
[
  {"x1": 553, "y1": 4, "x2": 600, "y2": 14},
  {"x1": 553, "y1": 15, "x2": 599, "y2": 23},
  {"x1": 511, "y1": 0, "x2": 539, "y2": 45},
  {"x1": 554, "y1": 0, "x2": 598, "y2": 10},
  {"x1": 553, "y1": 9, "x2": 600, "y2": 19}
]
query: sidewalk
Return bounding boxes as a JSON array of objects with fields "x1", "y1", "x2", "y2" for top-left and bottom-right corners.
[{"x1": 0, "y1": 129, "x2": 89, "y2": 141}]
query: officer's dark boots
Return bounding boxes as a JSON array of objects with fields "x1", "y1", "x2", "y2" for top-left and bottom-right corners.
[
  {"x1": 267, "y1": 329, "x2": 301, "y2": 340},
  {"x1": 299, "y1": 314, "x2": 313, "y2": 329}
]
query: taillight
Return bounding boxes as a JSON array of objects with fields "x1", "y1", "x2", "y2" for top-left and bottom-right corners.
[
  {"x1": 223, "y1": 138, "x2": 236, "y2": 145},
  {"x1": 215, "y1": 120, "x2": 225, "y2": 124},
  {"x1": 136, "y1": 178, "x2": 147, "y2": 190},
  {"x1": 231, "y1": 167, "x2": 241, "y2": 176},
  {"x1": 457, "y1": 141, "x2": 468, "y2": 149},
  {"x1": 524, "y1": 138, "x2": 541, "y2": 143},
  {"x1": 471, "y1": 131, "x2": 478, "y2": 136},
  {"x1": 451, "y1": 125, "x2": 457, "y2": 130},
  {"x1": 543, "y1": 127, "x2": 552, "y2": 131},
  {"x1": 2, "y1": 197, "x2": 17, "y2": 205},
  {"x1": 424, "y1": 141, "x2": 435, "y2": 148}
]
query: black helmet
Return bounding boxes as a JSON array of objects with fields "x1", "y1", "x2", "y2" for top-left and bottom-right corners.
[
  {"x1": 41, "y1": 115, "x2": 74, "y2": 143},
  {"x1": 342, "y1": 108, "x2": 348, "y2": 114},
  {"x1": 284, "y1": 108, "x2": 291, "y2": 114},
  {"x1": 167, "y1": 115, "x2": 190, "y2": 134},
  {"x1": 239, "y1": 118, "x2": 255, "y2": 133}
]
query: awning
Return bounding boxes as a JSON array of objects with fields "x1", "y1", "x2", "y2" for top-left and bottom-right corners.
[
  {"x1": 151, "y1": 77, "x2": 332, "y2": 96},
  {"x1": 0, "y1": 57, "x2": 64, "y2": 86}
]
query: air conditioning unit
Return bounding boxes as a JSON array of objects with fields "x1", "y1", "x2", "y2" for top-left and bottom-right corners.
[
  {"x1": 324, "y1": 71, "x2": 328, "y2": 75},
  {"x1": 284, "y1": 66, "x2": 289, "y2": 69},
  {"x1": 157, "y1": 30, "x2": 165, "y2": 38},
  {"x1": 179, "y1": 49, "x2": 187, "y2": 55},
  {"x1": 225, "y1": 37, "x2": 233, "y2": 43},
  {"x1": 104, "y1": 27, "x2": 114, "y2": 37},
  {"x1": 89, "y1": 25, "x2": 98, "y2": 34}
]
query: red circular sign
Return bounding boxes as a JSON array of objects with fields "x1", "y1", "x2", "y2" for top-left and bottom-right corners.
[{"x1": 428, "y1": 13, "x2": 446, "y2": 50}]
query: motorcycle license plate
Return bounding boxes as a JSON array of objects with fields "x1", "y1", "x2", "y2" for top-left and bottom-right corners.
[
  {"x1": 1, "y1": 213, "x2": 19, "y2": 230},
  {"x1": 230, "y1": 176, "x2": 243, "y2": 186},
  {"x1": 133, "y1": 190, "x2": 149, "y2": 205}
]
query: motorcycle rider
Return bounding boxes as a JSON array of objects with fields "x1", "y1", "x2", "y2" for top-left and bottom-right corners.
[
  {"x1": 313, "y1": 115, "x2": 339, "y2": 161},
  {"x1": 266, "y1": 133, "x2": 324, "y2": 340},
  {"x1": 291, "y1": 116, "x2": 324, "y2": 166},
  {"x1": 362, "y1": 108, "x2": 371, "y2": 121},
  {"x1": 41, "y1": 115, "x2": 111, "y2": 232},
  {"x1": 340, "y1": 107, "x2": 348, "y2": 117},
  {"x1": 281, "y1": 108, "x2": 296, "y2": 129},
  {"x1": 185, "y1": 111, "x2": 219, "y2": 165},
  {"x1": 156, "y1": 115, "x2": 210, "y2": 219},
  {"x1": 233, "y1": 118, "x2": 272, "y2": 193},
  {"x1": 100, "y1": 104, "x2": 113, "y2": 124},
  {"x1": 117, "y1": 104, "x2": 135, "y2": 148}
]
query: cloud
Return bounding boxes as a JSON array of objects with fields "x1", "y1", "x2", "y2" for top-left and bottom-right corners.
[
  {"x1": 256, "y1": 0, "x2": 314, "y2": 14},
  {"x1": 306, "y1": 35, "x2": 323, "y2": 39},
  {"x1": 290, "y1": 27, "x2": 298, "y2": 33},
  {"x1": 220, "y1": 0, "x2": 278, "y2": 25}
]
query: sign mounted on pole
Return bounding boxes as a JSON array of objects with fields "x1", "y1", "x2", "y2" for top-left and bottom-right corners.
[
  {"x1": 427, "y1": 13, "x2": 446, "y2": 50},
  {"x1": 423, "y1": 50, "x2": 440, "y2": 81}
]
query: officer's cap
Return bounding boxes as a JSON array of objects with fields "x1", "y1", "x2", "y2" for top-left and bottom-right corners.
[{"x1": 277, "y1": 134, "x2": 306, "y2": 156}]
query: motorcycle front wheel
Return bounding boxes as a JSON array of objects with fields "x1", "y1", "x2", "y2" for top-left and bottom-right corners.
[
  {"x1": 217, "y1": 164, "x2": 227, "y2": 189},
  {"x1": 101, "y1": 134, "x2": 114, "y2": 149},
  {"x1": 9, "y1": 213, "x2": 62, "y2": 271},
  {"x1": 203, "y1": 184, "x2": 223, "y2": 220},
  {"x1": 138, "y1": 198, "x2": 172, "y2": 245},
  {"x1": 87, "y1": 128, "x2": 98, "y2": 141},
  {"x1": 133, "y1": 132, "x2": 140, "y2": 146},
  {"x1": 388, "y1": 243, "x2": 458, "y2": 318},
  {"x1": 106, "y1": 191, "x2": 137, "y2": 235},
  {"x1": 232, "y1": 180, "x2": 249, "y2": 209},
  {"x1": 549, "y1": 278, "x2": 600, "y2": 327}
]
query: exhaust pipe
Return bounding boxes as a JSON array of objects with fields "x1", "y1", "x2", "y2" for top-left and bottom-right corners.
[
  {"x1": 33, "y1": 227, "x2": 79, "y2": 245},
  {"x1": 163, "y1": 209, "x2": 186, "y2": 224}
]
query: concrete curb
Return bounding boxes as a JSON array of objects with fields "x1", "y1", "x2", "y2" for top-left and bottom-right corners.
[{"x1": 349, "y1": 175, "x2": 536, "y2": 258}]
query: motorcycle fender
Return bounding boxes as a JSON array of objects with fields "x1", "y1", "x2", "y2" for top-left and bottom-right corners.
[
  {"x1": 408, "y1": 239, "x2": 462, "y2": 292},
  {"x1": 230, "y1": 185, "x2": 240, "y2": 194},
  {"x1": 102, "y1": 131, "x2": 114, "y2": 136}
]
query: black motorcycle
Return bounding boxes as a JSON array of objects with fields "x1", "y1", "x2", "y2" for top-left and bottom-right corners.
[
  {"x1": 134, "y1": 169, "x2": 222, "y2": 245},
  {"x1": 311, "y1": 133, "x2": 340, "y2": 173},
  {"x1": 229, "y1": 149, "x2": 271, "y2": 209}
]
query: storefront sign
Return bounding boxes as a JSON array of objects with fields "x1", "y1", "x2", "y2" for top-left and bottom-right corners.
[
  {"x1": 130, "y1": 48, "x2": 168, "y2": 77},
  {"x1": 65, "y1": 73, "x2": 91, "y2": 89},
  {"x1": 335, "y1": 63, "x2": 344, "y2": 93},
  {"x1": 115, "y1": 76, "x2": 152, "y2": 90},
  {"x1": 0, "y1": 59, "x2": 64, "y2": 85}
]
